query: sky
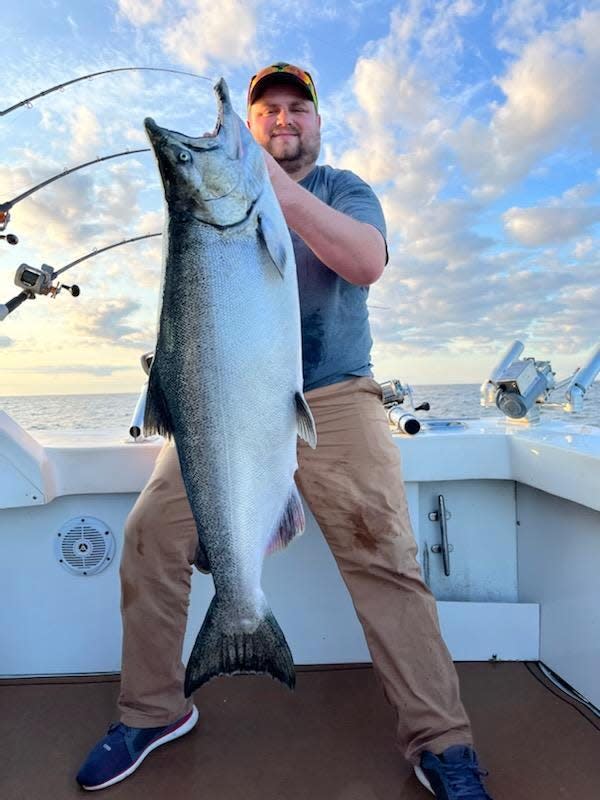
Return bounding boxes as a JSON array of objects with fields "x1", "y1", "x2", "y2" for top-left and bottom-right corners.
[{"x1": 0, "y1": 0, "x2": 599, "y2": 396}]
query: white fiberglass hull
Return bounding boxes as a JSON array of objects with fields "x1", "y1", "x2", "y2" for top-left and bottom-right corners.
[{"x1": 1, "y1": 412, "x2": 599, "y2": 710}]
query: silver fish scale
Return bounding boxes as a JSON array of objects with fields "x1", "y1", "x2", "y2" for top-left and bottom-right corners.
[
  {"x1": 144, "y1": 79, "x2": 311, "y2": 691},
  {"x1": 154, "y1": 204, "x2": 302, "y2": 624}
]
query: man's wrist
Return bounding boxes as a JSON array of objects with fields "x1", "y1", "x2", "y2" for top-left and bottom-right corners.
[{"x1": 267, "y1": 162, "x2": 305, "y2": 218}]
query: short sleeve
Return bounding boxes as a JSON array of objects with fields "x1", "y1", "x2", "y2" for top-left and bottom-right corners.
[{"x1": 327, "y1": 169, "x2": 388, "y2": 263}]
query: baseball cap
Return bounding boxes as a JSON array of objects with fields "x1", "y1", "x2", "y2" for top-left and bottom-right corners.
[{"x1": 247, "y1": 63, "x2": 318, "y2": 111}]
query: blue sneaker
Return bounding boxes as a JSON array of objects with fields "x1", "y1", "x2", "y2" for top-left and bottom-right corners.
[
  {"x1": 414, "y1": 745, "x2": 493, "y2": 799},
  {"x1": 76, "y1": 705, "x2": 199, "y2": 791}
]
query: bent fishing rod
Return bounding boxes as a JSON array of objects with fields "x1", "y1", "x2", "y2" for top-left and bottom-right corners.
[
  {"x1": 1, "y1": 66, "x2": 212, "y2": 243},
  {"x1": 0, "y1": 232, "x2": 161, "y2": 321},
  {"x1": 0, "y1": 149, "x2": 151, "y2": 243},
  {"x1": 0, "y1": 66, "x2": 211, "y2": 117}
]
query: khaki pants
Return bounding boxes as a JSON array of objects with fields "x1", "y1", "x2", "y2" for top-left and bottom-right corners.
[{"x1": 118, "y1": 377, "x2": 473, "y2": 764}]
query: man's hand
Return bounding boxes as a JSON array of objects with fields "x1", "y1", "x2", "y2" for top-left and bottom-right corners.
[{"x1": 262, "y1": 149, "x2": 295, "y2": 202}]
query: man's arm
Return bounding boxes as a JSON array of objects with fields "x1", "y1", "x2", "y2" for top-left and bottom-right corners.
[{"x1": 263, "y1": 151, "x2": 386, "y2": 286}]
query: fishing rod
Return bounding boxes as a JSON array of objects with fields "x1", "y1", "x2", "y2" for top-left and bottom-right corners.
[
  {"x1": 0, "y1": 66, "x2": 212, "y2": 117},
  {"x1": 0, "y1": 148, "x2": 151, "y2": 244},
  {"x1": 0, "y1": 232, "x2": 161, "y2": 321}
]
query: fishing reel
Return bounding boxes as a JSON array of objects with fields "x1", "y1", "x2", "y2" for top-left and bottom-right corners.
[
  {"x1": 14, "y1": 263, "x2": 80, "y2": 298},
  {"x1": 0, "y1": 210, "x2": 18, "y2": 244},
  {"x1": 481, "y1": 343, "x2": 556, "y2": 421},
  {"x1": 379, "y1": 379, "x2": 430, "y2": 435},
  {"x1": 481, "y1": 340, "x2": 600, "y2": 422},
  {"x1": 0, "y1": 234, "x2": 160, "y2": 323},
  {"x1": 0, "y1": 263, "x2": 80, "y2": 322}
]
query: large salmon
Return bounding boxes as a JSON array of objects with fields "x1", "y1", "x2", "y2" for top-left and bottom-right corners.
[{"x1": 143, "y1": 79, "x2": 316, "y2": 698}]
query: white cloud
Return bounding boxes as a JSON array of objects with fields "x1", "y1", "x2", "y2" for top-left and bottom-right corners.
[
  {"x1": 70, "y1": 297, "x2": 154, "y2": 349},
  {"x1": 138, "y1": 210, "x2": 163, "y2": 235},
  {"x1": 6, "y1": 364, "x2": 132, "y2": 375},
  {"x1": 329, "y1": 3, "x2": 471, "y2": 193},
  {"x1": 124, "y1": 126, "x2": 148, "y2": 145},
  {"x1": 327, "y1": 2, "x2": 600, "y2": 361},
  {"x1": 453, "y1": 8, "x2": 600, "y2": 197},
  {"x1": 530, "y1": 281, "x2": 600, "y2": 353},
  {"x1": 503, "y1": 178, "x2": 600, "y2": 245},
  {"x1": 368, "y1": 253, "x2": 594, "y2": 358},
  {"x1": 493, "y1": 0, "x2": 550, "y2": 54},
  {"x1": 0, "y1": 151, "x2": 146, "y2": 266},
  {"x1": 162, "y1": 0, "x2": 260, "y2": 72},
  {"x1": 574, "y1": 237, "x2": 594, "y2": 257},
  {"x1": 3, "y1": 1, "x2": 599, "y2": 393},
  {"x1": 352, "y1": 49, "x2": 436, "y2": 129},
  {"x1": 504, "y1": 205, "x2": 600, "y2": 246},
  {"x1": 0, "y1": 336, "x2": 13, "y2": 347},
  {"x1": 68, "y1": 105, "x2": 102, "y2": 161},
  {"x1": 0, "y1": 157, "x2": 96, "y2": 256},
  {"x1": 117, "y1": 0, "x2": 165, "y2": 26}
]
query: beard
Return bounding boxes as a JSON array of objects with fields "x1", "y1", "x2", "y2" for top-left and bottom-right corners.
[{"x1": 266, "y1": 128, "x2": 321, "y2": 176}]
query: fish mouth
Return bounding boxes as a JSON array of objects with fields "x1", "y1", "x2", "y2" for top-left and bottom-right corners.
[
  {"x1": 143, "y1": 116, "x2": 221, "y2": 148},
  {"x1": 144, "y1": 80, "x2": 227, "y2": 147}
]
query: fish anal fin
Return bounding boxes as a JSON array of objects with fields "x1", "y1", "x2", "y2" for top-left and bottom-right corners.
[
  {"x1": 184, "y1": 598, "x2": 295, "y2": 696},
  {"x1": 267, "y1": 486, "x2": 305, "y2": 555},
  {"x1": 295, "y1": 391, "x2": 317, "y2": 448},
  {"x1": 258, "y1": 212, "x2": 288, "y2": 278}
]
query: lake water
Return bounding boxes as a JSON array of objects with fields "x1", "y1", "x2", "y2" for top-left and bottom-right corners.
[{"x1": 1, "y1": 383, "x2": 598, "y2": 432}]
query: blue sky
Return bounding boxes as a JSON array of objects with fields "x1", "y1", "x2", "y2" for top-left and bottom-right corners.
[{"x1": 0, "y1": 0, "x2": 599, "y2": 395}]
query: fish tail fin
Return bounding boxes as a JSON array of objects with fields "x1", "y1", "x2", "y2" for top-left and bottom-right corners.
[
  {"x1": 266, "y1": 485, "x2": 305, "y2": 555},
  {"x1": 184, "y1": 597, "x2": 295, "y2": 697},
  {"x1": 143, "y1": 365, "x2": 174, "y2": 438}
]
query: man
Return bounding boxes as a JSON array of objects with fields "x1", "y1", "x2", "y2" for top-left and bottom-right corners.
[{"x1": 76, "y1": 63, "x2": 493, "y2": 800}]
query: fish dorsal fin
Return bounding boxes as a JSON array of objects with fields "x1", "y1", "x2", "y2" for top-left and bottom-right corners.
[
  {"x1": 258, "y1": 212, "x2": 288, "y2": 278},
  {"x1": 295, "y1": 391, "x2": 317, "y2": 448}
]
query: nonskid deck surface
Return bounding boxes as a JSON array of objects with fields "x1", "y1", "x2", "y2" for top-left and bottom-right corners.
[{"x1": 1, "y1": 663, "x2": 599, "y2": 800}]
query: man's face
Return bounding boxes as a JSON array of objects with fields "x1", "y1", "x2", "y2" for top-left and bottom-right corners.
[{"x1": 247, "y1": 84, "x2": 321, "y2": 175}]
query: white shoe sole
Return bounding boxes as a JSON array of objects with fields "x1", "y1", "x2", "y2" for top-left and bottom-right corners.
[
  {"x1": 414, "y1": 764, "x2": 435, "y2": 795},
  {"x1": 81, "y1": 705, "x2": 199, "y2": 791}
]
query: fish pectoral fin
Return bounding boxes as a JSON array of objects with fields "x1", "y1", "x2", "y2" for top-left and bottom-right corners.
[
  {"x1": 184, "y1": 598, "x2": 295, "y2": 696},
  {"x1": 295, "y1": 391, "x2": 317, "y2": 448},
  {"x1": 258, "y1": 212, "x2": 288, "y2": 278},
  {"x1": 267, "y1": 486, "x2": 306, "y2": 555},
  {"x1": 143, "y1": 365, "x2": 175, "y2": 439}
]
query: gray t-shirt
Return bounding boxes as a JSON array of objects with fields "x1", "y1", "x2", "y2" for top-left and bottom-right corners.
[{"x1": 292, "y1": 164, "x2": 387, "y2": 392}]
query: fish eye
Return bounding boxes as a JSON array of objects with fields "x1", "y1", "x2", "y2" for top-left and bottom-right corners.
[{"x1": 178, "y1": 150, "x2": 191, "y2": 162}]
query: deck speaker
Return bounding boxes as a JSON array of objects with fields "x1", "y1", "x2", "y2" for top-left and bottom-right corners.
[{"x1": 54, "y1": 517, "x2": 116, "y2": 576}]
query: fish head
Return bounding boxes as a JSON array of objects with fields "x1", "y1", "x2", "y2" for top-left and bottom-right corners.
[{"x1": 144, "y1": 79, "x2": 266, "y2": 227}]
